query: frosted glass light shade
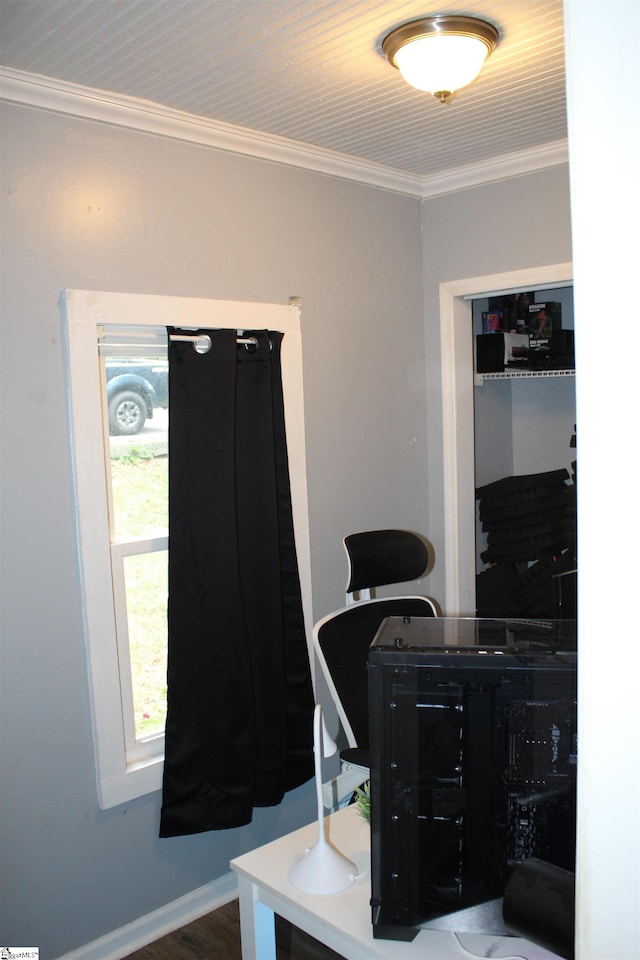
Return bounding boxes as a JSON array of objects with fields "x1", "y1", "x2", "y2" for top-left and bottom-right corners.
[
  {"x1": 395, "y1": 34, "x2": 489, "y2": 96},
  {"x1": 383, "y1": 16, "x2": 499, "y2": 102}
]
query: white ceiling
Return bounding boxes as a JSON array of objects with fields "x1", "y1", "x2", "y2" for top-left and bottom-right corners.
[{"x1": 0, "y1": 0, "x2": 567, "y2": 181}]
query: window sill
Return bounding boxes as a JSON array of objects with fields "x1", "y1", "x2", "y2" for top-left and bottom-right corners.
[{"x1": 98, "y1": 754, "x2": 164, "y2": 809}]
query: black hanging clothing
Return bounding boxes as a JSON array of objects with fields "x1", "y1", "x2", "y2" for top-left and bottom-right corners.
[{"x1": 159, "y1": 328, "x2": 314, "y2": 837}]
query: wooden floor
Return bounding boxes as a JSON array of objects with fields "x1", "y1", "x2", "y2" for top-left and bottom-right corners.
[{"x1": 122, "y1": 898, "x2": 345, "y2": 960}]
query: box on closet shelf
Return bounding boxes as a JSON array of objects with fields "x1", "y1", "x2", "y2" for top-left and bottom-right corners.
[{"x1": 476, "y1": 332, "x2": 530, "y2": 373}]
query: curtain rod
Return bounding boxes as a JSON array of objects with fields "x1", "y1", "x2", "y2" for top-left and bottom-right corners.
[{"x1": 169, "y1": 333, "x2": 259, "y2": 354}]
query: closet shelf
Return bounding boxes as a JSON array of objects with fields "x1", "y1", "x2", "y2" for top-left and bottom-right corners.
[{"x1": 475, "y1": 369, "x2": 575, "y2": 386}]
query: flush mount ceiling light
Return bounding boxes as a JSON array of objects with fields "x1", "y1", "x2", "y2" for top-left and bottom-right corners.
[{"x1": 382, "y1": 15, "x2": 499, "y2": 103}]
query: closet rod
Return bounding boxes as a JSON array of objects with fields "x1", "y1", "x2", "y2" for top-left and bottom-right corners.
[{"x1": 169, "y1": 333, "x2": 259, "y2": 354}]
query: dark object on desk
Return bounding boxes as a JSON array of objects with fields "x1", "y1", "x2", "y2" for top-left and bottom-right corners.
[
  {"x1": 368, "y1": 617, "x2": 577, "y2": 942},
  {"x1": 503, "y1": 857, "x2": 575, "y2": 959}
]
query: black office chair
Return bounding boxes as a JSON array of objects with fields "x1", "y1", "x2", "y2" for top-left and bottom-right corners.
[{"x1": 313, "y1": 530, "x2": 438, "y2": 806}]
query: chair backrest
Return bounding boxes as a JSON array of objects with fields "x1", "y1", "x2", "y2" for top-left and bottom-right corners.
[
  {"x1": 344, "y1": 529, "x2": 429, "y2": 604},
  {"x1": 314, "y1": 596, "x2": 437, "y2": 755}
]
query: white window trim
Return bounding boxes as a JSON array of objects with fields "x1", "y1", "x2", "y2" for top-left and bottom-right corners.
[
  {"x1": 63, "y1": 290, "x2": 313, "y2": 808},
  {"x1": 111, "y1": 536, "x2": 169, "y2": 766}
]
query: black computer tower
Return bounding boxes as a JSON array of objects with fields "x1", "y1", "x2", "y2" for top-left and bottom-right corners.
[{"x1": 368, "y1": 617, "x2": 577, "y2": 941}]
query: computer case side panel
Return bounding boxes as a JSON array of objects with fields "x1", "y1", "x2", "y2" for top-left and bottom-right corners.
[{"x1": 369, "y1": 618, "x2": 577, "y2": 942}]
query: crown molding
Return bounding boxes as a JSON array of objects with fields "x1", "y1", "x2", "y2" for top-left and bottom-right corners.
[
  {"x1": 1, "y1": 67, "x2": 567, "y2": 199},
  {"x1": 418, "y1": 139, "x2": 569, "y2": 199},
  {"x1": 0, "y1": 67, "x2": 423, "y2": 196}
]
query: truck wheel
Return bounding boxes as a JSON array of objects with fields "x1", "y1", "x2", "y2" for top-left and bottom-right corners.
[{"x1": 109, "y1": 391, "x2": 147, "y2": 436}]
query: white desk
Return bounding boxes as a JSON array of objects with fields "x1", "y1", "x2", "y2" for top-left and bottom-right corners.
[{"x1": 230, "y1": 806, "x2": 563, "y2": 960}]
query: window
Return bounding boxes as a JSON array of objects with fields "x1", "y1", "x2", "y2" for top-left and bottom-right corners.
[
  {"x1": 64, "y1": 290, "x2": 313, "y2": 808},
  {"x1": 103, "y1": 343, "x2": 169, "y2": 759}
]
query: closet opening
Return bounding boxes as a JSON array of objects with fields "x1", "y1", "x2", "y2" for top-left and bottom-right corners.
[
  {"x1": 437, "y1": 262, "x2": 573, "y2": 617},
  {"x1": 472, "y1": 286, "x2": 576, "y2": 620}
]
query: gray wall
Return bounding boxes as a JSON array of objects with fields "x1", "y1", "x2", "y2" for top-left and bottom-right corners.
[
  {"x1": 0, "y1": 102, "x2": 428, "y2": 957},
  {"x1": 420, "y1": 166, "x2": 573, "y2": 605},
  {"x1": 0, "y1": 102, "x2": 575, "y2": 958}
]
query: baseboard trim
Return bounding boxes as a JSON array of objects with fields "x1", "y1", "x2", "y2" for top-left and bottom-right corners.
[{"x1": 54, "y1": 872, "x2": 238, "y2": 960}]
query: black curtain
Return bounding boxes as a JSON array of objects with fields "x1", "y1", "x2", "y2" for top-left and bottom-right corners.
[{"x1": 160, "y1": 328, "x2": 314, "y2": 837}]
